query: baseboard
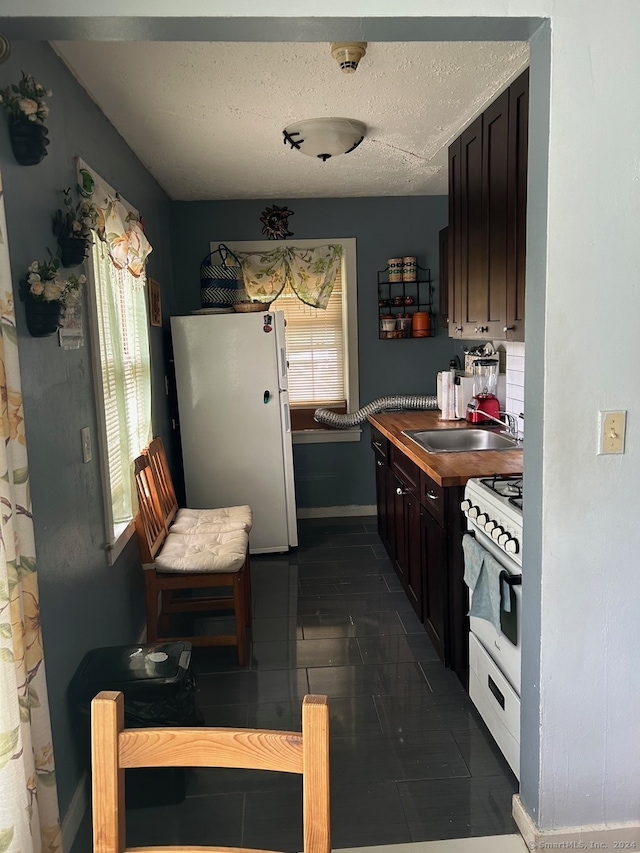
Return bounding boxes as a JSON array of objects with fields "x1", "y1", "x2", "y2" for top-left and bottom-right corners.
[
  {"x1": 513, "y1": 794, "x2": 640, "y2": 849},
  {"x1": 296, "y1": 504, "x2": 377, "y2": 519},
  {"x1": 61, "y1": 770, "x2": 88, "y2": 853}
]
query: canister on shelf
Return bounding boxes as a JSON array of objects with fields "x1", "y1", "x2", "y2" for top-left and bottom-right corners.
[
  {"x1": 380, "y1": 315, "x2": 396, "y2": 338},
  {"x1": 396, "y1": 314, "x2": 412, "y2": 338},
  {"x1": 411, "y1": 311, "x2": 430, "y2": 337},
  {"x1": 388, "y1": 258, "x2": 403, "y2": 282},
  {"x1": 402, "y1": 256, "x2": 417, "y2": 281}
]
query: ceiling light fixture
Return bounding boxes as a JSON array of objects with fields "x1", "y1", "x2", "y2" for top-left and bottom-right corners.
[
  {"x1": 330, "y1": 42, "x2": 367, "y2": 74},
  {"x1": 283, "y1": 117, "x2": 366, "y2": 162}
]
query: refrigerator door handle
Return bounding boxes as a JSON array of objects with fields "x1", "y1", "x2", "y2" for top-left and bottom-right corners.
[
  {"x1": 280, "y1": 347, "x2": 287, "y2": 381},
  {"x1": 283, "y1": 400, "x2": 291, "y2": 433}
]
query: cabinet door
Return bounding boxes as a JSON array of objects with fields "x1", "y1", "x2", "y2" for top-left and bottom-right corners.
[
  {"x1": 459, "y1": 115, "x2": 486, "y2": 338},
  {"x1": 422, "y1": 508, "x2": 448, "y2": 664},
  {"x1": 374, "y1": 448, "x2": 390, "y2": 551},
  {"x1": 480, "y1": 88, "x2": 509, "y2": 339},
  {"x1": 447, "y1": 138, "x2": 463, "y2": 336},
  {"x1": 405, "y1": 491, "x2": 422, "y2": 618},
  {"x1": 439, "y1": 226, "x2": 449, "y2": 331},
  {"x1": 506, "y1": 68, "x2": 529, "y2": 342},
  {"x1": 389, "y1": 468, "x2": 405, "y2": 584}
]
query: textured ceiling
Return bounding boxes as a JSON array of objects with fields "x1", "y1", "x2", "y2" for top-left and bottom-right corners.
[{"x1": 52, "y1": 40, "x2": 529, "y2": 201}]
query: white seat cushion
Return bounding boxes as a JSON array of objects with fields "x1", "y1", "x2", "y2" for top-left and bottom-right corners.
[
  {"x1": 171, "y1": 505, "x2": 253, "y2": 534},
  {"x1": 155, "y1": 530, "x2": 248, "y2": 574}
]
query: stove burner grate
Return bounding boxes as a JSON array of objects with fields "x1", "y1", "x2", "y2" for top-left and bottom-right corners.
[{"x1": 480, "y1": 475, "x2": 523, "y2": 500}]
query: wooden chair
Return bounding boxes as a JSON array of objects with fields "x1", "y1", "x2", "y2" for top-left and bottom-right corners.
[
  {"x1": 134, "y1": 454, "x2": 250, "y2": 664},
  {"x1": 91, "y1": 690, "x2": 331, "y2": 853},
  {"x1": 145, "y1": 437, "x2": 253, "y2": 535}
]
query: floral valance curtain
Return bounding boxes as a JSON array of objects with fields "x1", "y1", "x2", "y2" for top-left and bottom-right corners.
[
  {"x1": 76, "y1": 160, "x2": 152, "y2": 278},
  {"x1": 238, "y1": 244, "x2": 342, "y2": 309}
]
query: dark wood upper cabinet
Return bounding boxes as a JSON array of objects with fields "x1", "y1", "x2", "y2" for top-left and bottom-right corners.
[
  {"x1": 481, "y1": 88, "x2": 509, "y2": 339},
  {"x1": 447, "y1": 139, "x2": 462, "y2": 335},
  {"x1": 459, "y1": 115, "x2": 484, "y2": 338},
  {"x1": 438, "y1": 226, "x2": 449, "y2": 330},
  {"x1": 506, "y1": 67, "x2": 529, "y2": 341},
  {"x1": 448, "y1": 68, "x2": 529, "y2": 341}
]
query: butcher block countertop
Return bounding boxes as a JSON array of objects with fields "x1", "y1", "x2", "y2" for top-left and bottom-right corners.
[{"x1": 368, "y1": 411, "x2": 523, "y2": 488}]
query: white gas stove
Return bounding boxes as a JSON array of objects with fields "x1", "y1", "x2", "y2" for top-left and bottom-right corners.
[
  {"x1": 461, "y1": 474, "x2": 523, "y2": 779},
  {"x1": 462, "y1": 475, "x2": 523, "y2": 567}
]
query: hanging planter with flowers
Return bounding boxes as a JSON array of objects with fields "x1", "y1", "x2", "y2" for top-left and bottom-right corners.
[
  {"x1": 21, "y1": 250, "x2": 86, "y2": 337},
  {"x1": 52, "y1": 187, "x2": 99, "y2": 267},
  {"x1": 0, "y1": 71, "x2": 52, "y2": 165}
]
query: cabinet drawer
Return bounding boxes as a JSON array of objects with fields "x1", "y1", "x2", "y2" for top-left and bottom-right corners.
[
  {"x1": 390, "y1": 445, "x2": 419, "y2": 492},
  {"x1": 371, "y1": 426, "x2": 388, "y2": 460},
  {"x1": 420, "y1": 472, "x2": 445, "y2": 524}
]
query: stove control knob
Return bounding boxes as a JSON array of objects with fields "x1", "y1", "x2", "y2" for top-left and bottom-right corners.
[
  {"x1": 477, "y1": 513, "x2": 489, "y2": 527},
  {"x1": 491, "y1": 525, "x2": 504, "y2": 541},
  {"x1": 498, "y1": 531, "x2": 510, "y2": 546},
  {"x1": 460, "y1": 499, "x2": 472, "y2": 513},
  {"x1": 484, "y1": 519, "x2": 497, "y2": 533},
  {"x1": 467, "y1": 505, "x2": 479, "y2": 519},
  {"x1": 505, "y1": 537, "x2": 520, "y2": 555}
]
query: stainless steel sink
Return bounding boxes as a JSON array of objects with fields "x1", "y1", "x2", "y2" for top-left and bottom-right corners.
[{"x1": 402, "y1": 428, "x2": 521, "y2": 453}]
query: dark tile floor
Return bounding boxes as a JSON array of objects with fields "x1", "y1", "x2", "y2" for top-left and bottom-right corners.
[{"x1": 71, "y1": 516, "x2": 518, "y2": 852}]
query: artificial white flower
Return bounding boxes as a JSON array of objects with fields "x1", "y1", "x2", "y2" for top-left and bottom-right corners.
[
  {"x1": 46, "y1": 89, "x2": 53, "y2": 97},
  {"x1": 28, "y1": 261, "x2": 39, "y2": 273},
  {"x1": 28, "y1": 272, "x2": 42, "y2": 285},
  {"x1": 18, "y1": 98, "x2": 38, "y2": 116},
  {"x1": 71, "y1": 220, "x2": 81, "y2": 233},
  {"x1": 27, "y1": 114, "x2": 37, "y2": 122},
  {"x1": 30, "y1": 281, "x2": 45, "y2": 297},
  {"x1": 43, "y1": 280, "x2": 65, "y2": 301},
  {"x1": 40, "y1": 103, "x2": 49, "y2": 118},
  {"x1": 77, "y1": 275, "x2": 87, "y2": 285}
]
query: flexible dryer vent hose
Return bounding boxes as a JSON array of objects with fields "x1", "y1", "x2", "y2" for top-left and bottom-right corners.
[{"x1": 314, "y1": 395, "x2": 438, "y2": 429}]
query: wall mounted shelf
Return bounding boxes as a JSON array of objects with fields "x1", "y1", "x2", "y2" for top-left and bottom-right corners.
[{"x1": 378, "y1": 264, "x2": 436, "y2": 339}]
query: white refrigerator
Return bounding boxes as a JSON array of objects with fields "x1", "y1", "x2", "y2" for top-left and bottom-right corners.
[{"x1": 170, "y1": 310, "x2": 297, "y2": 553}]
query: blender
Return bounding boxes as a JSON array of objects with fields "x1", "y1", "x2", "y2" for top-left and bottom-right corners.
[{"x1": 466, "y1": 358, "x2": 501, "y2": 424}]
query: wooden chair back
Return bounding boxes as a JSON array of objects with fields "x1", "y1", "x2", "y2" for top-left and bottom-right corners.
[
  {"x1": 91, "y1": 690, "x2": 330, "y2": 853},
  {"x1": 133, "y1": 455, "x2": 166, "y2": 561},
  {"x1": 144, "y1": 437, "x2": 179, "y2": 528}
]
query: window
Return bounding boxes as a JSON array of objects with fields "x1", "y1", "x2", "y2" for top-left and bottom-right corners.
[
  {"x1": 88, "y1": 239, "x2": 152, "y2": 563},
  {"x1": 217, "y1": 238, "x2": 359, "y2": 443}
]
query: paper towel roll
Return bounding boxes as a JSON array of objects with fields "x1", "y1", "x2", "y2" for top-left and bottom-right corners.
[{"x1": 440, "y1": 371, "x2": 451, "y2": 421}]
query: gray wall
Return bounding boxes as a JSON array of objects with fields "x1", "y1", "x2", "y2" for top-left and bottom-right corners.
[
  {"x1": 0, "y1": 42, "x2": 175, "y2": 816},
  {"x1": 170, "y1": 196, "x2": 455, "y2": 508}
]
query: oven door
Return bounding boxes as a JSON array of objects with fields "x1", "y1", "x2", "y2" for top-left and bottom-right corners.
[{"x1": 466, "y1": 522, "x2": 522, "y2": 695}]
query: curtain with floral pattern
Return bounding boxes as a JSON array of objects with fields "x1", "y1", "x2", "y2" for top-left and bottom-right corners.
[
  {"x1": 76, "y1": 160, "x2": 152, "y2": 278},
  {"x1": 0, "y1": 173, "x2": 62, "y2": 853},
  {"x1": 238, "y1": 244, "x2": 342, "y2": 309}
]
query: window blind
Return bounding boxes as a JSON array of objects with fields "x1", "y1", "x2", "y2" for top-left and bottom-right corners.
[
  {"x1": 92, "y1": 241, "x2": 151, "y2": 527},
  {"x1": 270, "y1": 265, "x2": 345, "y2": 407}
]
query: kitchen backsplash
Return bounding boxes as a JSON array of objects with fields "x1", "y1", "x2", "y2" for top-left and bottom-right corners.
[{"x1": 499, "y1": 341, "x2": 525, "y2": 433}]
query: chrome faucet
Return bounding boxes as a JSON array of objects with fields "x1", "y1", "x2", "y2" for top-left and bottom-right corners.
[{"x1": 479, "y1": 410, "x2": 521, "y2": 440}]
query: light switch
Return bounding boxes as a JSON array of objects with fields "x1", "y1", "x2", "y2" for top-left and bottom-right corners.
[
  {"x1": 598, "y1": 410, "x2": 626, "y2": 455},
  {"x1": 81, "y1": 427, "x2": 92, "y2": 463}
]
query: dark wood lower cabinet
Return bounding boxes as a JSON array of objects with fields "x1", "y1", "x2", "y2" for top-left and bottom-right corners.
[
  {"x1": 371, "y1": 437, "x2": 469, "y2": 681},
  {"x1": 421, "y1": 507, "x2": 447, "y2": 662},
  {"x1": 387, "y1": 468, "x2": 422, "y2": 618}
]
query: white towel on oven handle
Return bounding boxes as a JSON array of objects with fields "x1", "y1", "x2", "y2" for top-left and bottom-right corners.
[{"x1": 462, "y1": 533, "x2": 502, "y2": 634}]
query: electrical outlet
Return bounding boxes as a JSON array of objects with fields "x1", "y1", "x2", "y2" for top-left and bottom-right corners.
[
  {"x1": 598, "y1": 410, "x2": 626, "y2": 455},
  {"x1": 81, "y1": 427, "x2": 92, "y2": 463}
]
